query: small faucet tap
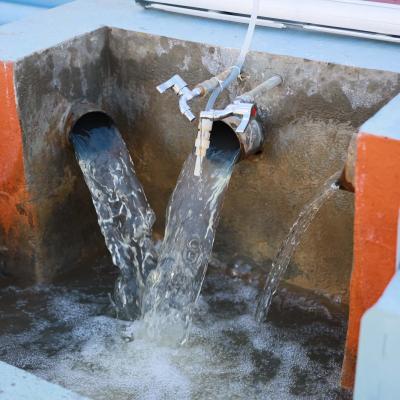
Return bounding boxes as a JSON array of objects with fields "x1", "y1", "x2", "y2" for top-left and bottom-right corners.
[
  {"x1": 156, "y1": 74, "x2": 186, "y2": 95},
  {"x1": 156, "y1": 69, "x2": 233, "y2": 123},
  {"x1": 156, "y1": 74, "x2": 201, "y2": 122}
]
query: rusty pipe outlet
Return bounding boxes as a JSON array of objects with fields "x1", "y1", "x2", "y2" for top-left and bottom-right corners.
[
  {"x1": 204, "y1": 109, "x2": 264, "y2": 173},
  {"x1": 205, "y1": 116, "x2": 264, "y2": 171},
  {"x1": 195, "y1": 102, "x2": 264, "y2": 176},
  {"x1": 61, "y1": 101, "x2": 111, "y2": 143},
  {"x1": 338, "y1": 131, "x2": 358, "y2": 192},
  {"x1": 219, "y1": 111, "x2": 264, "y2": 160}
]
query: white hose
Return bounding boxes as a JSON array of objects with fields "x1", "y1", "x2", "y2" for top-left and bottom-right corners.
[{"x1": 205, "y1": 0, "x2": 260, "y2": 111}]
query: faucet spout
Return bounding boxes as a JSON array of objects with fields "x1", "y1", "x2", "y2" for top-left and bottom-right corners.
[{"x1": 179, "y1": 87, "x2": 202, "y2": 122}]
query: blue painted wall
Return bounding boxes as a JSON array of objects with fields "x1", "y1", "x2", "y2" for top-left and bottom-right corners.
[{"x1": 0, "y1": 0, "x2": 71, "y2": 25}]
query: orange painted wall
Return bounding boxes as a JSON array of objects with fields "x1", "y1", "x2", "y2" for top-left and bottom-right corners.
[
  {"x1": 342, "y1": 133, "x2": 400, "y2": 388},
  {"x1": 0, "y1": 61, "x2": 35, "y2": 279},
  {"x1": 0, "y1": 62, "x2": 27, "y2": 230}
]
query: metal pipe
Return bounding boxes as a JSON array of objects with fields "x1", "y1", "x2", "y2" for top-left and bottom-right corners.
[
  {"x1": 194, "y1": 101, "x2": 264, "y2": 176},
  {"x1": 205, "y1": 0, "x2": 261, "y2": 111},
  {"x1": 61, "y1": 101, "x2": 106, "y2": 144},
  {"x1": 192, "y1": 72, "x2": 282, "y2": 176},
  {"x1": 237, "y1": 75, "x2": 283, "y2": 103},
  {"x1": 222, "y1": 113, "x2": 264, "y2": 159},
  {"x1": 338, "y1": 131, "x2": 357, "y2": 193},
  {"x1": 195, "y1": 69, "x2": 231, "y2": 96}
]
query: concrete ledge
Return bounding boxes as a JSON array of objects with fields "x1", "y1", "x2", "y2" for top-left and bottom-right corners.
[
  {"x1": 0, "y1": 361, "x2": 88, "y2": 400},
  {"x1": 0, "y1": 0, "x2": 399, "y2": 73},
  {"x1": 361, "y1": 93, "x2": 400, "y2": 140}
]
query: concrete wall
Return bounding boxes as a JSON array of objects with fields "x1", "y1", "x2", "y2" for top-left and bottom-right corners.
[
  {"x1": 11, "y1": 28, "x2": 112, "y2": 282},
  {"x1": 107, "y1": 28, "x2": 399, "y2": 302},
  {"x1": 4, "y1": 26, "x2": 398, "y2": 301}
]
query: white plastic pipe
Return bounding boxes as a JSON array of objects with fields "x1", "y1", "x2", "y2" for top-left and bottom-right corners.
[{"x1": 205, "y1": 0, "x2": 260, "y2": 110}]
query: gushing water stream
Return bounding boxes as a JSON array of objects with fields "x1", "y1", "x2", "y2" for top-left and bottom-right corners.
[
  {"x1": 141, "y1": 145, "x2": 240, "y2": 344},
  {"x1": 70, "y1": 113, "x2": 157, "y2": 320},
  {"x1": 71, "y1": 112, "x2": 240, "y2": 343},
  {"x1": 71, "y1": 111, "x2": 340, "y2": 349},
  {"x1": 255, "y1": 171, "x2": 341, "y2": 323}
]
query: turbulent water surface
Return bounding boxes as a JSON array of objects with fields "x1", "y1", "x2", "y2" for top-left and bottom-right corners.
[
  {"x1": 0, "y1": 263, "x2": 351, "y2": 400},
  {"x1": 71, "y1": 113, "x2": 238, "y2": 339}
]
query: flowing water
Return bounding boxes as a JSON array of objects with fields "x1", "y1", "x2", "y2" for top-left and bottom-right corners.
[
  {"x1": 255, "y1": 172, "x2": 341, "y2": 323},
  {"x1": 70, "y1": 112, "x2": 157, "y2": 320},
  {"x1": 141, "y1": 143, "x2": 240, "y2": 344},
  {"x1": 71, "y1": 111, "x2": 240, "y2": 345},
  {"x1": 0, "y1": 118, "x2": 352, "y2": 398}
]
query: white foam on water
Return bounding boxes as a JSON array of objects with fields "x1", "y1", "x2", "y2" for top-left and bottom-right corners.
[{"x1": 0, "y1": 275, "x2": 347, "y2": 400}]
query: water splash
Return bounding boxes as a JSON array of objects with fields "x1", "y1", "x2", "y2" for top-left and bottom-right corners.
[
  {"x1": 70, "y1": 112, "x2": 157, "y2": 320},
  {"x1": 255, "y1": 171, "x2": 341, "y2": 323},
  {"x1": 141, "y1": 146, "x2": 240, "y2": 344},
  {"x1": 0, "y1": 266, "x2": 350, "y2": 400}
]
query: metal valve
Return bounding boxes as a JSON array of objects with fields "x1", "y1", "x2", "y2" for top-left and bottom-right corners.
[
  {"x1": 156, "y1": 74, "x2": 201, "y2": 122},
  {"x1": 156, "y1": 70, "x2": 233, "y2": 123}
]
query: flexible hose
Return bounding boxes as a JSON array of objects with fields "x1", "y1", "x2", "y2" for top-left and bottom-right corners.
[{"x1": 205, "y1": 0, "x2": 260, "y2": 111}]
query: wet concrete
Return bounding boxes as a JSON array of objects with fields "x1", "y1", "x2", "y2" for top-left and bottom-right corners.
[
  {"x1": 107, "y1": 29, "x2": 399, "y2": 302},
  {"x1": 6, "y1": 27, "x2": 400, "y2": 302},
  {"x1": 13, "y1": 28, "x2": 111, "y2": 283}
]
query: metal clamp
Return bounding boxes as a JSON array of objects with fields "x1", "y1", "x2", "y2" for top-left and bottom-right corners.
[{"x1": 199, "y1": 101, "x2": 254, "y2": 134}]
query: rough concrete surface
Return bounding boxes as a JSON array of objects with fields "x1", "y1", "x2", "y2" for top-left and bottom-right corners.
[{"x1": 7, "y1": 27, "x2": 400, "y2": 302}]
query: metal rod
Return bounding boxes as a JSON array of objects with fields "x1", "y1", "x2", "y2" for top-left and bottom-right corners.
[{"x1": 238, "y1": 75, "x2": 283, "y2": 103}]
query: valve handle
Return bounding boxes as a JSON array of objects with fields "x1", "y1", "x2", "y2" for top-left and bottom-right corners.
[{"x1": 156, "y1": 74, "x2": 188, "y2": 95}]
